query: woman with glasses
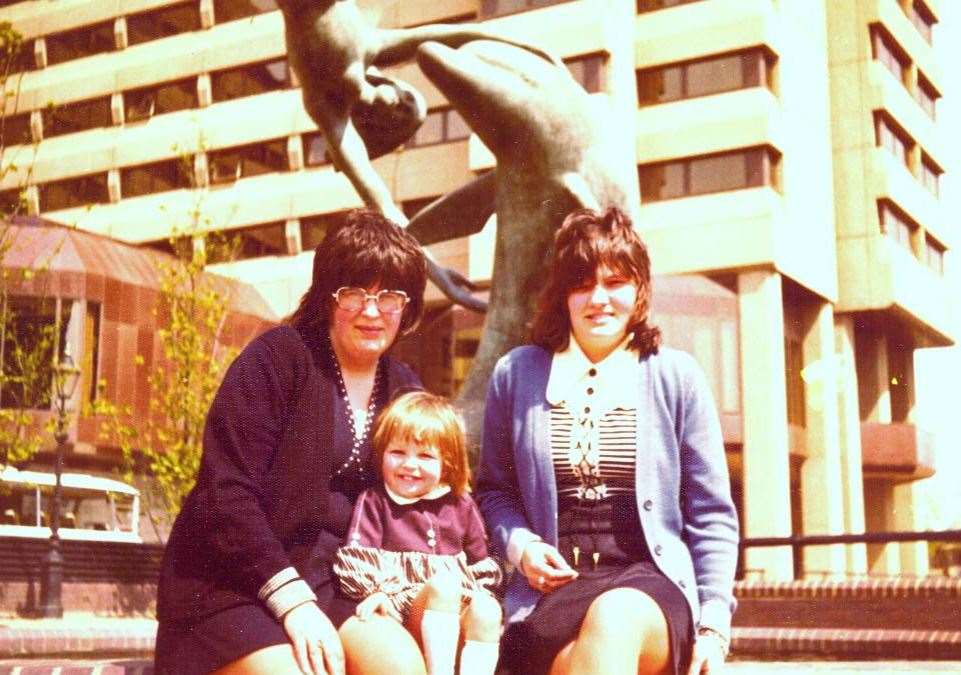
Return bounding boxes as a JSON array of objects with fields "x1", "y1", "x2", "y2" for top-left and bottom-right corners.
[{"x1": 155, "y1": 210, "x2": 429, "y2": 675}]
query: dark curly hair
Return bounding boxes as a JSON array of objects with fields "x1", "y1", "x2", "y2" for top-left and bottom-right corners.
[
  {"x1": 287, "y1": 209, "x2": 427, "y2": 341},
  {"x1": 530, "y1": 207, "x2": 660, "y2": 357}
]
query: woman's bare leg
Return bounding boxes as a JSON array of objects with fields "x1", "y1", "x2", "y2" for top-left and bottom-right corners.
[
  {"x1": 549, "y1": 588, "x2": 670, "y2": 675},
  {"x1": 212, "y1": 644, "x2": 302, "y2": 674},
  {"x1": 340, "y1": 614, "x2": 427, "y2": 675}
]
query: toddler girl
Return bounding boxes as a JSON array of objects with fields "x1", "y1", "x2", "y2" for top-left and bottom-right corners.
[{"x1": 334, "y1": 391, "x2": 502, "y2": 675}]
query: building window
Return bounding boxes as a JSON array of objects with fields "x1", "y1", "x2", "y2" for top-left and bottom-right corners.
[
  {"x1": 566, "y1": 54, "x2": 605, "y2": 94},
  {"x1": 407, "y1": 107, "x2": 470, "y2": 148},
  {"x1": 639, "y1": 146, "x2": 777, "y2": 203},
  {"x1": 479, "y1": 0, "x2": 573, "y2": 19},
  {"x1": 874, "y1": 113, "x2": 911, "y2": 169},
  {"x1": 126, "y1": 1, "x2": 201, "y2": 47},
  {"x1": 920, "y1": 155, "x2": 940, "y2": 198},
  {"x1": 637, "y1": 0, "x2": 705, "y2": 12},
  {"x1": 41, "y1": 96, "x2": 113, "y2": 138},
  {"x1": 302, "y1": 132, "x2": 329, "y2": 167},
  {"x1": 923, "y1": 235, "x2": 944, "y2": 276},
  {"x1": 915, "y1": 73, "x2": 938, "y2": 119},
  {"x1": 1, "y1": 111, "x2": 32, "y2": 146},
  {"x1": 120, "y1": 158, "x2": 193, "y2": 198},
  {"x1": 878, "y1": 200, "x2": 915, "y2": 254},
  {"x1": 905, "y1": 1, "x2": 935, "y2": 44},
  {"x1": 45, "y1": 21, "x2": 114, "y2": 66},
  {"x1": 213, "y1": 0, "x2": 278, "y2": 23},
  {"x1": 124, "y1": 77, "x2": 198, "y2": 122},
  {"x1": 1, "y1": 37, "x2": 34, "y2": 74},
  {"x1": 0, "y1": 297, "x2": 96, "y2": 410},
  {"x1": 209, "y1": 221, "x2": 287, "y2": 263},
  {"x1": 38, "y1": 173, "x2": 109, "y2": 211},
  {"x1": 208, "y1": 138, "x2": 288, "y2": 184},
  {"x1": 211, "y1": 59, "x2": 291, "y2": 103},
  {"x1": 301, "y1": 211, "x2": 349, "y2": 251},
  {"x1": 0, "y1": 188, "x2": 25, "y2": 215},
  {"x1": 871, "y1": 26, "x2": 908, "y2": 86},
  {"x1": 637, "y1": 48, "x2": 774, "y2": 105},
  {"x1": 784, "y1": 335, "x2": 805, "y2": 427}
]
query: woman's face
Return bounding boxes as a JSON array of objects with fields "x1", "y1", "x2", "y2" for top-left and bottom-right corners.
[
  {"x1": 381, "y1": 438, "x2": 443, "y2": 500},
  {"x1": 329, "y1": 285, "x2": 405, "y2": 368},
  {"x1": 566, "y1": 264, "x2": 638, "y2": 362}
]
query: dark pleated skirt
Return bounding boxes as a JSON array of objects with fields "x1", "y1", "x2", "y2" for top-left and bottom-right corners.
[
  {"x1": 153, "y1": 576, "x2": 358, "y2": 675},
  {"x1": 500, "y1": 497, "x2": 693, "y2": 675}
]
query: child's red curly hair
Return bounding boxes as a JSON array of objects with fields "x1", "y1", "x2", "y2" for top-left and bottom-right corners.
[{"x1": 371, "y1": 391, "x2": 470, "y2": 495}]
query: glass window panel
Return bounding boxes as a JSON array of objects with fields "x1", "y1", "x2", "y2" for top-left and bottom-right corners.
[
  {"x1": 0, "y1": 296, "x2": 58, "y2": 409},
  {"x1": 1, "y1": 112, "x2": 32, "y2": 146},
  {"x1": 45, "y1": 21, "x2": 114, "y2": 66},
  {"x1": 121, "y1": 158, "x2": 193, "y2": 198},
  {"x1": 920, "y1": 159, "x2": 939, "y2": 197},
  {"x1": 565, "y1": 55, "x2": 603, "y2": 93},
  {"x1": 39, "y1": 174, "x2": 109, "y2": 211},
  {"x1": 213, "y1": 0, "x2": 278, "y2": 23},
  {"x1": 1, "y1": 37, "x2": 33, "y2": 74},
  {"x1": 300, "y1": 211, "x2": 349, "y2": 251},
  {"x1": 302, "y1": 132, "x2": 328, "y2": 167},
  {"x1": 689, "y1": 153, "x2": 748, "y2": 195},
  {"x1": 637, "y1": 0, "x2": 704, "y2": 11},
  {"x1": 638, "y1": 66, "x2": 683, "y2": 104},
  {"x1": 211, "y1": 59, "x2": 290, "y2": 102},
  {"x1": 446, "y1": 110, "x2": 471, "y2": 141},
  {"x1": 125, "y1": 78, "x2": 198, "y2": 122},
  {"x1": 232, "y1": 222, "x2": 287, "y2": 261},
  {"x1": 909, "y1": 2, "x2": 934, "y2": 43},
  {"x1": 639, "y1": 162, "x2": 684, "y2": 202},
  {"x1": 127, "y1": 2, "x2": 200, "y2": 46},
  {"x1": 686, "y1": 54, "x2": 743, "y2": 98},
  {"x1": 409, "y1": 110, "x2": 444, "y2": 147},
  {"x1": 915, "y1": 76, "x2": 937, "y2": 119},
  {"x1": 42, "y1": 97, "x2": 113, "y2": 138},
  {"x1": 209, "y1": 138, "x2": 288, "y2": 182},
  {"x1": 0, "y1": 189, "x2": 25, "y2": 215}
]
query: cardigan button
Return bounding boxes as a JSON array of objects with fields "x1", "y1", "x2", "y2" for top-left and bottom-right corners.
[
  {"x1": 588, "y1": 368, "x2": 597, "y2": 377},
  {"x1": 678, "y1": 580, "x2": 687, "y2": 589},
  {"x1": 654, "y1": 544, "x2": 663, "y2": 556},
  {"x1": 643, "y1": 499, "x2": 653, "y2": 511},
  {"x1": 586, "y1": 387, "x2": 594, "y2": 395}
]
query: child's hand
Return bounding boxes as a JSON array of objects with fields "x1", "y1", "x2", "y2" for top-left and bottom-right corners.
[{"x1": 356, "y1": 592, "x2": 401, "y2": 622}]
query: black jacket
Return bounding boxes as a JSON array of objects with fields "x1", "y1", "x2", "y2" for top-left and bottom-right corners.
[{"x1": 156, "y1": 325, "x2": 420, "y2": 622}]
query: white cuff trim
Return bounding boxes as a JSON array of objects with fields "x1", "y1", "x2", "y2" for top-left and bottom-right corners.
[
  {"x1": 257, "y1": 566, "x2": 300, "y2": 602},
  {"x1": 506, "y1": 529, "x2": 542, "y2": 569},
  {"x1": 263, "y1": 578, "x2": 317, "y2": 620}
]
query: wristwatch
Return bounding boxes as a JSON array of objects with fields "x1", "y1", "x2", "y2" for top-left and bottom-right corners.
[{"x1": 696, "y1": 626, "x2": 730, "y2": 657}]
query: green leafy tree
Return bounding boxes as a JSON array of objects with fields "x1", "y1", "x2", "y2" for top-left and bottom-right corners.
[
  {"x1": 0, "y1": 22, "x2": 56, "y2": 472},
  {"x1": 91, "y1": 233, "x2": 238, "y2": 540}
]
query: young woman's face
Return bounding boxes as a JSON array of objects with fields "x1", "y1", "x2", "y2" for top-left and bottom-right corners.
[
  {"x1": 381, "y1": 439, "x2": 443, "y2": 500},
  {"x1": 566, "y1": 264, "x2": 638, "y2": 362},
  {"x1": 329, "y1": 285, "x2": 404, "y2": 368}
]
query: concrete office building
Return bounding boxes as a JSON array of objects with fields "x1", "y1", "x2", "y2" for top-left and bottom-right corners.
[{"x1": 0, "y1": 0, "x2": 955, "y2": 581}]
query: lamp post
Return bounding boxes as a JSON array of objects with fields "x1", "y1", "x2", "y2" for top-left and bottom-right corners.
[{"x1": 37, "y1": 348, "x2": 80, "y2": 618}]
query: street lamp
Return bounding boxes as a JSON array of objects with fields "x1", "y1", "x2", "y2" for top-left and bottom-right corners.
[{"x1": 37, "y1": 347, "x2": 81, "y2": 618}]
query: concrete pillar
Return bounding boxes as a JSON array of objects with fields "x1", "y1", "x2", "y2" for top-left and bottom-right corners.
[
  {"x1": 834, "y1": 316, "x2": 867, "y2": 574},
  {"x1": 799, "y1": 300, "x2": 846, "y2": 577},
  {"x1": 864, "y1": 480, "x2": 899, "y2": 575},
  {"x1": 738, "y1": 271, "x2": 793, "y2": 580},
  {"x1": 895, "y1": 346, "x2": 927, "y2": 573}
]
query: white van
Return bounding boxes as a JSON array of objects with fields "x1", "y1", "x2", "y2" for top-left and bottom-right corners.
[{"x1": 0, "y1": 466, "x2": 142, "y2": 543}]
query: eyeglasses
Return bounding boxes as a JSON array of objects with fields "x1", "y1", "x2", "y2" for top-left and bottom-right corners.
[{"x1": 331, "y1": 287, "x2": 410, "y2": 314}]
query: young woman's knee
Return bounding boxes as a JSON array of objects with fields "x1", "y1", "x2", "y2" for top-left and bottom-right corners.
[
  {"x1": 581, "y1": 588, "x2": 664, "y2": 638},
  {"x1": 462, "y1": 592, "x2": 502, "y2": 642},
  {"x1": 423, "y1": 571, "x2": 462, "y2": 611}
]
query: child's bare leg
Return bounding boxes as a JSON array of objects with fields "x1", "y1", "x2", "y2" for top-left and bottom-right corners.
[
  {"x1": 409, "y1": 572, "x2": 461, "y2": 675},
  {"x1": 458, "y1": 592, "x2": 502, "y2": 675}
]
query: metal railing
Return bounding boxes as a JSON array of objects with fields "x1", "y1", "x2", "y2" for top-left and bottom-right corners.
[{"x1": 738, "y1": 529, "x2": 961, "y2": 580}]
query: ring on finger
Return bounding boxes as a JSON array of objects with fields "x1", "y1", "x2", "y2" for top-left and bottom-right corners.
[{"x1": 538, "y1": 575, "x2": 545, "y2": 586}]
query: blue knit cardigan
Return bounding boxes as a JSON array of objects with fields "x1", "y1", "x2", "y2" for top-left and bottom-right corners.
[{"x1": 475, "y1": 345, "x2": 739, "y2": 636}]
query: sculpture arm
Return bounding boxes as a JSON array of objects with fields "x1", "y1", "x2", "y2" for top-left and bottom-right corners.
[{"x1": 374, "y1": 25, "x2": 562, "y2": 68}]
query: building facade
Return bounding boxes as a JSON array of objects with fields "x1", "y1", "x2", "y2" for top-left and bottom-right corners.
[{"x1": 0, "y1": 0, "x2": 955, "y2": 581}]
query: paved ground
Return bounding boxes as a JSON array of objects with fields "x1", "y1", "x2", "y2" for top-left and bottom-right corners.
[{"x1": 1, "y1": 659, "x2": 960, "y2": 674}]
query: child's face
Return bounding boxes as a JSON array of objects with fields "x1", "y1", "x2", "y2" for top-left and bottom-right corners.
[{"x1": 381, "y1": 438, "x2": 443, "y2": 500}]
